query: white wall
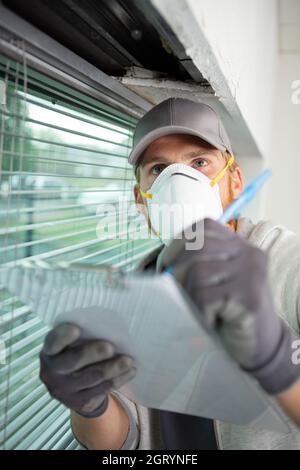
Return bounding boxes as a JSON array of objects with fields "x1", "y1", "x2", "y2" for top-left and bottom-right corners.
[
  {"x1": 152, "y1": 0, "x2": 279, "y2": 161},
  {"x1": 184, "y1": 0, "x2": 279, "y2": 162},
  {"x1": 151, "y1": 0, "x2": 280, "y2": 223},
  {"x1": 185, "y1": 0, "x2": 300, "y2": 231},
  {"x1": 263, "y1": 1, "x2": 300, "y2": 234},
  {"x1": 264, "y1": 54, "x2": 300, "y2": 234}
]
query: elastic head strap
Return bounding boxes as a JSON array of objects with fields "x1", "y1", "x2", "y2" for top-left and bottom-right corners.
[
  {"x1": 139, "y1": 188, "x2": 153, "y2": 199},
  {"x1": 210, "y1": 155, "x2": 235, "y2": 187}
]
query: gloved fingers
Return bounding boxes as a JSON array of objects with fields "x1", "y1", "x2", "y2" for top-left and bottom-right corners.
[
  {"x1": 76, "y1": 367, "x2": 137, "y2": 407},
  {"x1": 175, "y1": 255, "x2": 244, "y2": 287},
  {"x1": 157, "y1": 237, "x2": 190, "y2": 272},
  {"x1": 202, "y1": 218, "x2": 238, "y2": 241},
  {"x1": 71, "y1": 355, "x2": 135, "y2": 390},
  {"x1": 109, "y1": 366, "x2": 137, "y2": 390},
  {"x1": 188, "y1": 268, "x2": 264, "y2": 315},
  {"x1": 43, "y1": 323, "x2": 81, "y2": 356},
  {"x1": 40, "y1": 356, "x2": 136, "y2": 401},
  {"x1": 184, "y1": 243, "x2": 266, "y2": 290},
  {"x1": 187, "y1": 272, "x2": 239, "y2": 310},
  {"x1": 159, "y1": 230, "x2": 244, "y2": 274},
  {"x1": 48, "y1": 340, "x2": 115, "y2": 374},
  {"x1": 188, "y1": 292, "x2": 252, "y2": 336},
  {"x1": 218, "y1": 301, "x2": 257, "y2": 368},
  {"x1": 179, "y1": 218, "x2": 237, "y2": 244},
  {"x1": 191, "y1": 298, "x2": 250, "y2": 330},
  {"x1": 79, "y1": 393, "x2": 108, "y2": 415},
  {"x1": 157, "y1": 218, "x2": 233, "y2": 271},
  {"x1": 190, "y1": 299, "x2": 225, "y2": 329},
  {"x1": 160, "y1": 239, "x2": 242, "y2": 277}
]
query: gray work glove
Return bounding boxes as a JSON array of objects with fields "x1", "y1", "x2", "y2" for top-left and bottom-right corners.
[
  {"x1": 158, "y1": 218, "x2": 300, "y2": 395},
  {"x1": 39, "y1": 323, "x2": 136, "y2": 418}
]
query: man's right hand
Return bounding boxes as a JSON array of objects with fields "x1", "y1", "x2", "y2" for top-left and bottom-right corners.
[{"x1": 39, "y1": 323, "x2": 136, "y2": 418}]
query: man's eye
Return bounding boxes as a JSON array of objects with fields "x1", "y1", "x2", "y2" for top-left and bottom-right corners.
[
  {"x1": 194, "y1": 159, "x2": 208, "y2": 168},
  {"x1": 151, "y1": 164, "x2": 166, "y2": 175}
]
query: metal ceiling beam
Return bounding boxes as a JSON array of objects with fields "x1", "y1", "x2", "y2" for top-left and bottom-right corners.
[
  {"x1": 130, "y1": 0, "x2": 212, "y2": 87},
  {"x1": 0, "y1": 3, "x2": 152, "y2": 118}
]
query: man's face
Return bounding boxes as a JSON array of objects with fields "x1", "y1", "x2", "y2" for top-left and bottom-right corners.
[{"x1": 134, "y1": 134, "x2": 243, "y2": 222}]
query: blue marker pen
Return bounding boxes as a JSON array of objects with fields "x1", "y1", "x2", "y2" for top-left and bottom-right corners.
[{"x1": 218, "y1": 169, "x2": 272, "y2": 225}]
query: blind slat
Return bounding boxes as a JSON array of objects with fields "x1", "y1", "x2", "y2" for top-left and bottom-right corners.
[
  {"x1": 6, "y1": 93, "x2": 133, "y2": 136},
  {"x1": 0, "y1": 199, "x2": 135, "y2": 215},
  {"x1": 15, "y1": 406, "x2": 70, "y2": 450},
  {"x1": 40, "y1": 419, "x2": 71, "y2": 450},
  {"x1": 34, "y1": 417, "x2": 72, "y2": 450},
  {"x1": 0, "y1": 131, "x2": 131, "y2": 156},
  {"x1": 1, "y1": 111, "x2": 132, "y2": 148}
]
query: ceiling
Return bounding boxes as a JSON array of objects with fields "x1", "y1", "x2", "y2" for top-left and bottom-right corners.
[
  {"x1": 0, "y1": 0, "x2": 263, "y2": 160},
  {"x1": 2, "y1": 0, "x2": 212, "y2": 87}
]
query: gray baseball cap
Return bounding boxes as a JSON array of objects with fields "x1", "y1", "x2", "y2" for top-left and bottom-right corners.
[{"x1": 128, "y1": 97, "x2": 233, "y2": 166}]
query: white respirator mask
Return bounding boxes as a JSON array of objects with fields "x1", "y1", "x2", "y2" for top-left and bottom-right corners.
[{"x1": 139, "y1": 162, "x2": 228, "y2": 245}]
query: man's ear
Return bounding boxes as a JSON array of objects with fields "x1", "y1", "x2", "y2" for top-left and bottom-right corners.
[
  {"x1": 229, "y1": 167, "x2": 243, "y2": 199},
  {"x1": 134, "y1": 184, "x2": 147, "y2": 216}
]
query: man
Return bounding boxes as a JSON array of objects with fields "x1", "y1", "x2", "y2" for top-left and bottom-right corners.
[{"x1": 40, "y1": 98, "x2": 300, "y2": 450}]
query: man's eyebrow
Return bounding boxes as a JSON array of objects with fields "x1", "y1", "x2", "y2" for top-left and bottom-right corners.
[
  {"x1": 184, "y1": 149, "x2": 220, "y2": 158},
  {"x1": 140, "y1": 155, "x2": 170, "y2": 167},
  {"x1": 140, "y1": 149, "x2": 221, "y2": 167}
]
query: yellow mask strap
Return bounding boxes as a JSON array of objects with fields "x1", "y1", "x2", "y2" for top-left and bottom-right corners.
[
  {"x1": 210, "y1": 155, "x2": 235, "y2": 187},
  {"x1": 138, "y1": 188, "x2": 160, "y2": 236},
  {"x1": 139, "y1": 187, "x2": 153, "y2": 199}
]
